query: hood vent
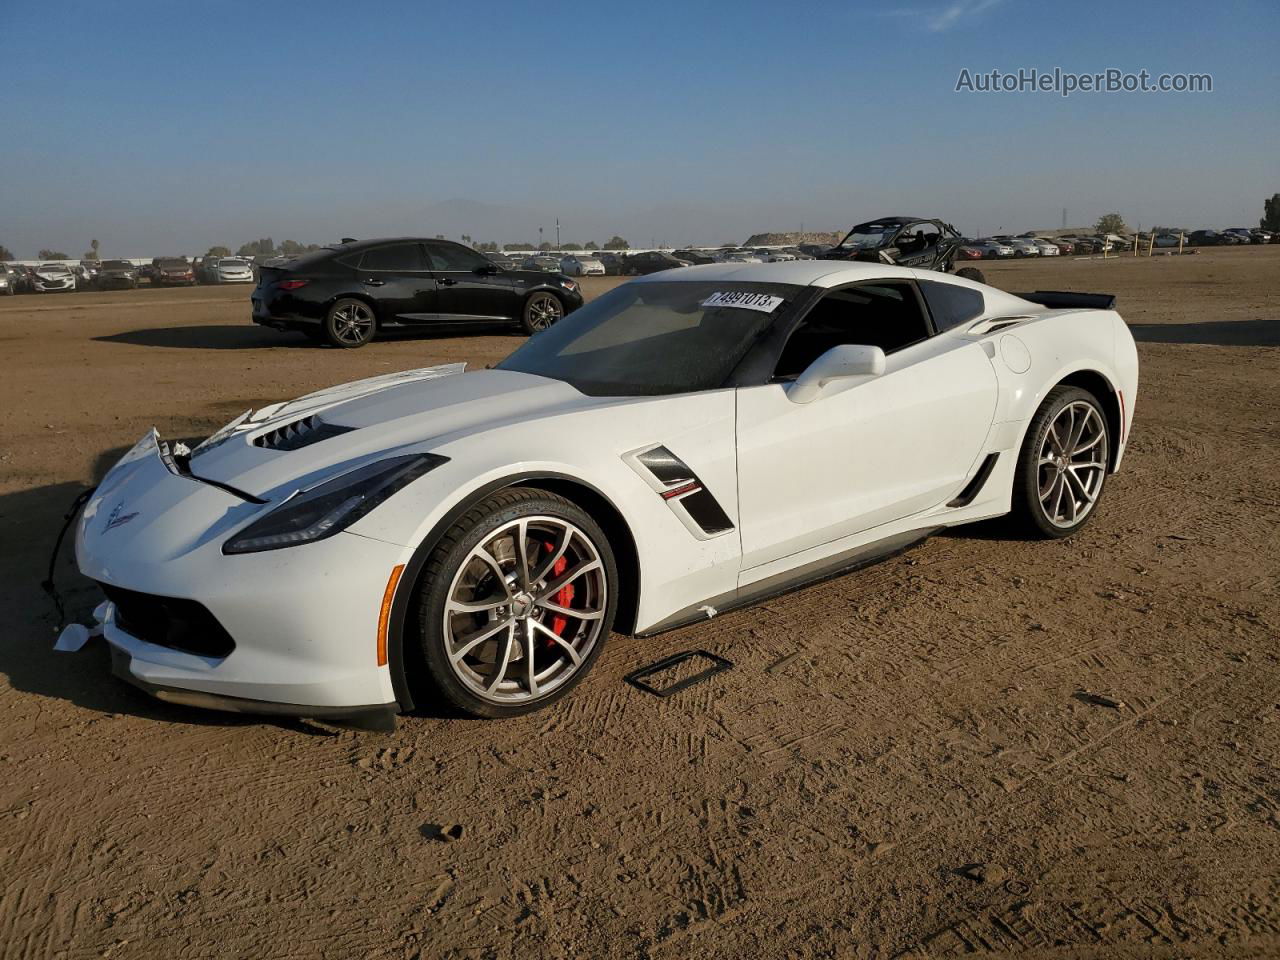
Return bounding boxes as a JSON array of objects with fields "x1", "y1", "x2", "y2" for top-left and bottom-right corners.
[{"x1": 252, "y1": 416, "x2": 355, "y2": 452}]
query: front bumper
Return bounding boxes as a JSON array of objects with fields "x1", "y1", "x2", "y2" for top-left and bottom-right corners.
[{"x1": 75, "y1": 433, "x2": 407, "y2": 722}]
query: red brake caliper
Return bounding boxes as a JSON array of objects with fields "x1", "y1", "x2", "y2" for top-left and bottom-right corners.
[{"x1": 547, "y1": 552, "x2": 574, "y2": 643}]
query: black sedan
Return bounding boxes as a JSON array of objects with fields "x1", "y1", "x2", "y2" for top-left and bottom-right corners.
[{"x1": 250, "y1": 238, "x2": 584, "y2": 347}]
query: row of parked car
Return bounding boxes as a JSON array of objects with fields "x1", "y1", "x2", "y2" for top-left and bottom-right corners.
[
  {"x1": 0, "y1": 255, "x2": 259, "y2": 293},
  {"x1": 955, "y1": 227, "x2": 1276, "y2": 260},
  {"x1": 483, "y1": 224, "x2": 1278, "y2": 277},
  {"x1": 485, "y1": 244, "x2": 830, "y2": 277}
]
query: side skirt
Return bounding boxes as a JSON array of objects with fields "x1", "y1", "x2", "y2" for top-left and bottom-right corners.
[{"x1": 637, "y1": 526, "x2": 940, "y2": 637}]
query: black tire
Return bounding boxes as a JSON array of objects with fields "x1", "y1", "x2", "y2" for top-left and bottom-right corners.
[
  {"x1": 520, "y1": 291, "x2": 564, "y2": 335},
  {"x1": 413, "y1": 487, "x2": 618, "y2": 718},
  {"x1": 323, "y1": 297, "x2": 376, "y2": 348},
  {"x1": 954, "y1": 266, "x2": 985, "y2": 283},
  {"x1": 1012, "y1": 385, "x2": 1110, "y2": 539}
]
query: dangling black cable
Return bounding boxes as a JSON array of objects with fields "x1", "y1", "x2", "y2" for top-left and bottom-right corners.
[{"x1": 42, "y1": 486, "x2": 97, "y2": 627}]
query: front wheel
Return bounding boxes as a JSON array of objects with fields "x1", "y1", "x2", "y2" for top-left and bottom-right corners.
[
  {"x1": 521, "y1": 292, "x2": 563, "y2": 334},
  {"x1": 323, "y1": 297, "x2": 376, "y2": 348},
  {"x1": 1012, "y1": 386, "x2": 1110, "y2": 538},
  {"x1": 414, "y1": 487, "x2": 618, "y2": 718}
]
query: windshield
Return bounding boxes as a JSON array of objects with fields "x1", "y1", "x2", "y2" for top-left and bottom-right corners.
[
  {"x1": 158, "y1": 259, "x2": 187, "y2": 268},
  {"x1": 220, "y1": 258, "x2": 249, "y2": 267},
  {"x1": 103, "y1": 260, "x2": 133, "y2": 270},
  {"x1": 497, "y1": 280, "x2": 806, "y2": 396},
  {"x1": 835, "y1": 222, "x2": 899, "y2": 250},
  {"x1": 41, "y1": 264, "x2": 70, "y2": 273}
]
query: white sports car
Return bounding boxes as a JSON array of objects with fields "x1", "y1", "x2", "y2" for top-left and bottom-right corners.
[{"x1": 69, "y1": 262, "x2": 1138, "y2": 728}]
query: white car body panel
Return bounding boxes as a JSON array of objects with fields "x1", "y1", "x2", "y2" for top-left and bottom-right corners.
[{"x1": 71, "y1": 262, "x2": 1137, "y2": 719}]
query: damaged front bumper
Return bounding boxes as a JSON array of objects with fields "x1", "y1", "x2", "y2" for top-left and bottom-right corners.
[{"x1": 67, "y1": 430, "x2": 408, "y2": 728}]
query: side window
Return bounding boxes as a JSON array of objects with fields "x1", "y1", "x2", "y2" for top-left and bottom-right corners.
[
  {"x1": 918, "y1": 279, "x2": 985, "y2": 332},
  {"x1": 426, "y1": 242, "x2": 489, "y2": 272},
  {"x1": 772, "y1": 282, "x2": 931, "y2": 380},
  {"x1": 359, "y1": 243, "x2": 426, "y2": 272}
]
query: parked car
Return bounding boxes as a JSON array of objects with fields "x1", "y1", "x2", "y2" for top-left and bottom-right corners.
[
  {"x1": 251, "y1": 237, "x2": 584, "y2": 346},
  {"x1": 522, "y1": 255, "x2": 563, "y2": 273},
  {"x1": 823, "y1": 217, "x2": 985, "y2": 281},
  {"x1": 33, "y1": 263, "x2": 76, "y2": 293},
  {"x1": 68, "y1": 261, "x2": 1138, "y2": 724},
  {"x1": 1186, "y1": 230, "x2": 1221, "y2": 246},
  {"x1": 96, "y1": 259, "x2": 139, "y2": 289},
  {"x1": 758, "y1": 249, "x2": 797, "y2": 262},
  {"x1": 559, "y1": 254, "x2": 605, "y2": 277},
  {"x1": 715, "y1": 250, "x2": 763, "y2": 264},
  {"x1": 966, "y1": 239, "x2": 1013, "y2": 259},
  {"x1": 596, "y1": 252, "x2": 630, "y2": 275},
  {"x1": 1032, "y1": 239, "x2": 1061, "y2": 257},
  {"x1": 0, "y1": 264, "x2": 20, "y2": 295},
  {"x1": 673, "y1": 250, "x2": 717, "y2": 265},
  {"x1": 138, "y1": 262, "x2": 158, "y2": 283},
  {"x1": 1060, "y1": 236, "x2": 1095, "y2": 254},
  {"x1": 1153, "y1": 233, "x2": 1184, "y2": 248},
  {"x1": 955, "y1": 241, "x2": 988, "y2": 261},
  {"x1": 214, "y1": 257, "x2": 254, "y2": 284},
  {"x1": 625, "y1": 251, "x2": 692, "y2": 275},
  {"x1": 998, "y1": 237, "x2": 1041, "y2": 257},
  {"x1": 797, "y1": 243, "x2": 832, "y2": 257},
  {"x1": 1252, "y1": 230, "x2": 1274, "y2": 244},
  {"x1": 153, "y1": 257, "x2": 195, "y2": 286}
]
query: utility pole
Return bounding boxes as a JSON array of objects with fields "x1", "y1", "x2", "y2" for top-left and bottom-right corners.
[
  {"x1": 538, "y1": 226, "x2": 543, "y2": 249},
  {"x1": 555, "y1": 218, "x2": 560, "y2": 250}
]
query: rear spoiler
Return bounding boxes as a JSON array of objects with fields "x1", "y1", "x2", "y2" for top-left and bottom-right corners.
[{"x1": 1015, "y1": 290, "x2": 1117, "y2": 310}]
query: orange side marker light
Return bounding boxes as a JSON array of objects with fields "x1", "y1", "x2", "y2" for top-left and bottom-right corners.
[{"x1": 377, "y1": 564, "x2": 406, "y2": 667}]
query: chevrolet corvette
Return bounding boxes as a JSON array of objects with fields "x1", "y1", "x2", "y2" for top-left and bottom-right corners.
[{"x1": 68, "y1": 261, "x2": 1138, "y2": 727}]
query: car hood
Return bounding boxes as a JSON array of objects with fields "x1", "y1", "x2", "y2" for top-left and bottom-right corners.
[{"x1": 186, "y1": 363, "x2": 604, "y2": 498}]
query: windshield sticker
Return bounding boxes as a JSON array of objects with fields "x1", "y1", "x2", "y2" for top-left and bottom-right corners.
[{"x1": 701, "y1": 291, "x2": 784, "y2": 313}]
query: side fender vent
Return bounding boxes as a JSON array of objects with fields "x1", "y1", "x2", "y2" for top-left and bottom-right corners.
[{"x1": 252, "y1": 416, "x2": 355, "y2": 452}]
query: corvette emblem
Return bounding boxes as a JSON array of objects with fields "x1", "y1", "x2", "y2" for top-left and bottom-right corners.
[{"x1": 103, "y1": 502, "x2": 140, "y2": 532}]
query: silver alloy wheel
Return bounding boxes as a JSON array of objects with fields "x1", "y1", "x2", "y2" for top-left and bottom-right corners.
[
  {"x1": 1038, "y1": 400, "x2": 1108, "y2": 528},
  {"x1": 442, "y1": 516, "x2": 607, "y2": 704},
  {"x1": 332, "y1": 302, "x2": 374, "y2": 344},
  {"x1": 526, "y1": 294, "x2": 563, "y2": 330}
]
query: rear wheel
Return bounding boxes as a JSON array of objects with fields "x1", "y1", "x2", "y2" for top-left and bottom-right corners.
[
  {"x1": 414, "y1": 487, "x2": 617, "y2": 718},
  {"x1": 521, "y1": 292, "x2": 564, "y2": 335},
  {"x1": 1012, "y1": 386, "x2": 1110, "y2": 538},
  {"x1": 954, "y1": 266, "x2": 985, "y2": 283},
  {"x1": 323, "y1": 298, "x2": 376, "y2": 348}
]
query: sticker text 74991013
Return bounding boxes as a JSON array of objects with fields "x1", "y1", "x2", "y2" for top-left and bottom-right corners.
[{"x1": 701, "y1": 291, "x2": 785, "y2": 313}]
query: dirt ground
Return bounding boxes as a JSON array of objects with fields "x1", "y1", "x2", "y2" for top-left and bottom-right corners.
[{"x1": 1, "y1": 247, "x2": 1278, "y2": 959}]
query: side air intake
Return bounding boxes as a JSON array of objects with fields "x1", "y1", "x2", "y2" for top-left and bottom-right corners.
[{"x1": 252, "y1": 416, "x2": 355, "y2": 452}]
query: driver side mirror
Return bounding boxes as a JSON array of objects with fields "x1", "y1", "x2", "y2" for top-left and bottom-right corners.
[
  {"x1": 788, "y1": 344, "x2": 885, "y2": 404},
  {"x1": 476, "y1": 263, "x2": 500, "y2": 275}
]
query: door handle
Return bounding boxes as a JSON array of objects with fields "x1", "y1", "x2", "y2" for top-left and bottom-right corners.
[
  {"x1": 362, "y1": 278, "x2": 385, "y2": 286},
  {"x1": 439, "y1": 277, "x2": 458, "y2": 286}
]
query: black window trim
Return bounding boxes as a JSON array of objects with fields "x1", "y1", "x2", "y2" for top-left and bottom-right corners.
[{"x1": 726, "y1": 278, "x2": 937, "y2": 388}]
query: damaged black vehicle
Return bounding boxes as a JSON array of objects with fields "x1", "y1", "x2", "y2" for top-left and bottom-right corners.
[{"x1": 819, "y1": 216, "x2": 985, "y2": 283}]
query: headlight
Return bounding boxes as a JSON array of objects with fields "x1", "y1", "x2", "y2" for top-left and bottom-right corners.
[
  {"x1": 559, "y1": 279, "x2": 579, "y2": 292},
  {"x1": 223, "y1": 453, "x2": 447, "y2": 555}
]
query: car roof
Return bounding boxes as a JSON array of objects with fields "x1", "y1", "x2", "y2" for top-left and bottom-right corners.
[{"x1": 630, "y1": 261, "x2": 1041, "y2": 312}]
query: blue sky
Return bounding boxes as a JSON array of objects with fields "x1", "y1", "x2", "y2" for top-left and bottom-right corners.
[{"x1": 3, "y1": 0, "x2": 1277, "y2": 256}]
